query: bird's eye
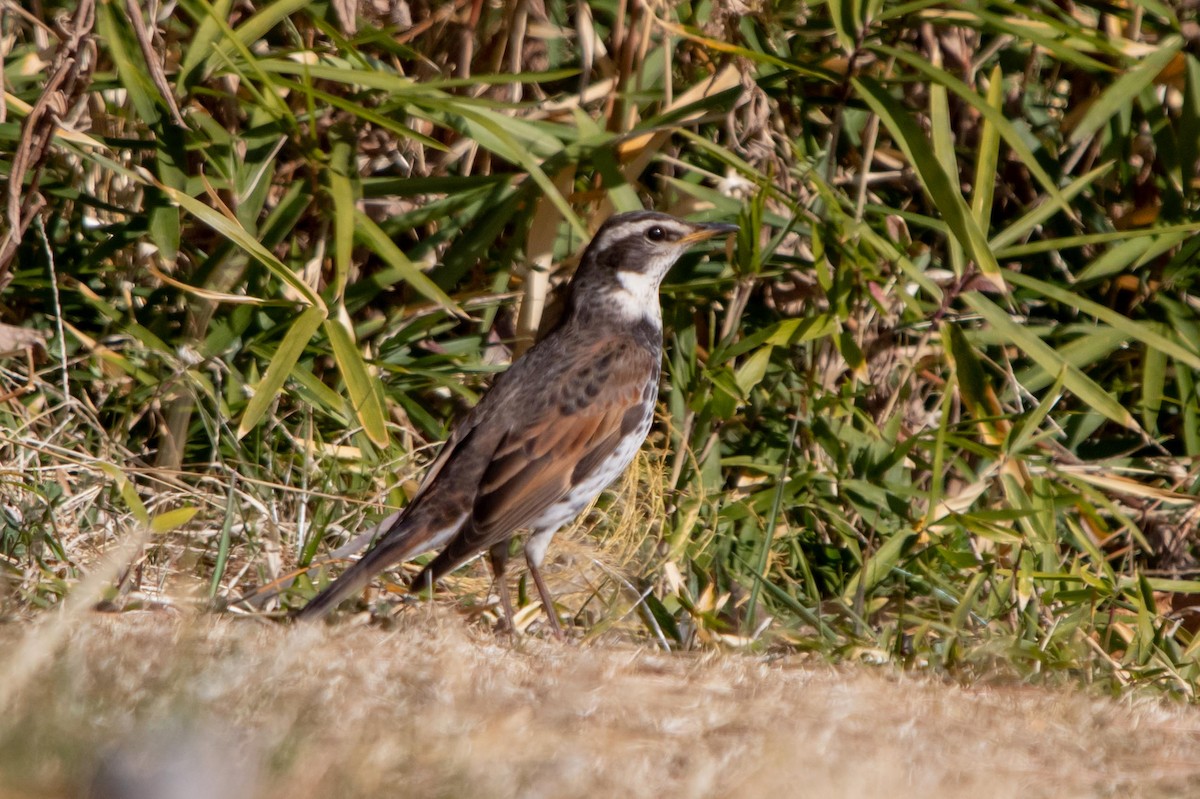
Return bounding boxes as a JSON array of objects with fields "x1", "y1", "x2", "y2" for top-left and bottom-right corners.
[{"x1": 645, "y1": 226, "x2": 667, "y2": 242}]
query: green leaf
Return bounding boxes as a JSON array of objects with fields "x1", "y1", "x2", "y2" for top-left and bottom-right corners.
[
  {"x1": 1069, "y1": 37, "x2": 1182, "y2": 145},
  {"x1": 1142, "y1": 333, "x2": 1167, "y2": 435},
  {"x1": 449, "y1": 106, "x2": 585, "y2": 240},
  {"x1": 855, "y1": 77, "x2": 1003, "y2": 289},
  {"x1": 734, "y1": 346, "x2": 773, "y2": 395},
  {"x1": 989, "y1": 162, "x2": 1116, "y2": 252},
  {"x1": 827, "y1": 0, "x2": 859, "y2": 53},
  {"x1": 876, "y1": 45, "x2": 1072, "y2": 221},
  {"x1": 994, "y1": 219, "x2": 1200, "y2": 259},
  {"x1": 150, "y1": 506, "x2": 201, "y2": 534},
  {"x1": 237, "y1": 305, "x2": 325, "y2": 439},
  {"x1": 1003, "y1": 270, "x2": 1200, "y2": 371},
  {"x1": 1013, "y1": 326, "x2": 1126, "y2": 394},
  {"x1": 964, "y1": 292, "x2": 1141, "y2": 431},
  {"x1": 328, "y1": 127, "x2": 357, "y2": 301},
  {"x1": 844, "y1": 530, "x2": 916, "y2": 598},
  {"x1": 1181, "y1": 55, "x2": 1200, "y2": 202},
  {"x1": 971, "y1": 65, "x2": 1003, "y2": 232},
  {"x1": 208, "y1": 485, "x2": 237, "y2": 599},
  {"x1": 95, "y1": 0, "x2": 160, "y2": 125},
  {"x1": 973, "y1": 8, "x2": 1112, "y2": 72},
  {"x1": 1007, "y1": 369, "x2": 1067, "y2": 457},
  {"x1": 178, "y1": 0, "x2": 235, "y2": 88},
  {"x1": 354, "y1": 211, "x2": 463, "y2": 318},
  {"x1": 273, "y1": 78, "x2": 446, "y2": 150},
  {"x1": 159, "y1": 185, "x2": 325, "y2": 310},
  {"x1": 942, "y1": 322, "x2": 991, "y2": 422},
  {"x1": 229, "y1": 0, "x2": 312, "y2": 53},
  {"x1": 323, "y1": 312, "x2": 389, "y2": 448},
  {"x1": 99, "y1": 463, "x2": 150, "y2": 526},
  {"x1": 1075, "y1": 236, "x2": 1160, "y2": 284},
  {"x1": 929, "y1": 72, "x2": 964, "y2": 277},
  {"x1": 150, "y1": 123, "x2": 187, "y2": 263},
  {"x1": 1178, "y1": 367, "x2": 1200, "y2": 457}
]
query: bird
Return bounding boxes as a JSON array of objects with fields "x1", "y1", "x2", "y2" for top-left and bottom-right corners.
[{"x1": 295, "y1": 210, "x2": 738, "y2": 632}]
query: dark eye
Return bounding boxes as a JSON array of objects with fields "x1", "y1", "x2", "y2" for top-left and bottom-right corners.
[{"x1": 645, "y1": 226, "x2": 667, "y2": 242}]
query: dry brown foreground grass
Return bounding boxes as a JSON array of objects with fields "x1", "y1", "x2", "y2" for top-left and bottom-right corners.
[{"x1": 1, "y1": 612, "x2": 1199, "y2": 799}]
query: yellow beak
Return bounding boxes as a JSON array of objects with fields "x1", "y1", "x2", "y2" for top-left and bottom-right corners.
[{"x1": 678, "y1": 222, "x2": 739, "y2": 245}]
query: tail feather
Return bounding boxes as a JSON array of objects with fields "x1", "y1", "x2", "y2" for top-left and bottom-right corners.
[
  {"x1": 408, "y1": 530, "x2": 491, "y2": 594},
  {"x1": 295, "y1": 518, "x2": 424, "y2": 622},
  {"x1": 294, "y1": 508, "x2": 470, "y2": 621}
]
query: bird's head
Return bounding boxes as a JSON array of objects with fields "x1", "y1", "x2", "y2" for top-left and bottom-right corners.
[{"x1": 567, "y1": 211, "x2": 738, "y2": 323}]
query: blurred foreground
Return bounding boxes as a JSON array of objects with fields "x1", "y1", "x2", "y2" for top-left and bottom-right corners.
[{"x1": 0, "y1": 611, "x2": 1197, "y2": 799}]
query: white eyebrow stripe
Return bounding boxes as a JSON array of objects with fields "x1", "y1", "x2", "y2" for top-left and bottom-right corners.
[{"x1": 591, "y1": 219, "x2": 688, "y2": 252}]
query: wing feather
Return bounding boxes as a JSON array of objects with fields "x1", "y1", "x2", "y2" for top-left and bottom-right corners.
[{"x1": 468, "y1": 339, "x2": 655, "y2": 544}]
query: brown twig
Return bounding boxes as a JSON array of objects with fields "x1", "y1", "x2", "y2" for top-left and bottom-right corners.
[
  {"x1": 0, "y1": 0, "x2": 96, "y2": 288},
  {"x1": 123, "y1": 0, "x2": 186, "y2": 127}
]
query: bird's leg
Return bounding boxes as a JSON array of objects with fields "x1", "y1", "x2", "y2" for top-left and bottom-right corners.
[
  {"x1": 525, "y1": 530, "x2": 563, "y2": 639},
  {"x1": 488, "y1": 542, "x2": 515, "y2": 633},
  {"x1": 527, "y1": 560, "x2": 563, "y2": 639}
]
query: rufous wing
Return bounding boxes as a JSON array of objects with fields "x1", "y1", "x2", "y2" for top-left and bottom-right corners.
[{"x1": 469, "y1": 340, "x2": 656, "y2": 544}]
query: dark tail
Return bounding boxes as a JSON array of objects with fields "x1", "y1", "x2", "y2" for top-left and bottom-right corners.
[
  {"x1": 294, "y1": 515, "x2": 433, "y2": 622},
  {"x1": 407, "y1": 529, "x2": 491, "y2": 595}
]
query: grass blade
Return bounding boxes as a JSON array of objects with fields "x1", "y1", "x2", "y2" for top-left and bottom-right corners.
[{"x1": 237, "y1": 305, "x2": 325, "y2": 439}]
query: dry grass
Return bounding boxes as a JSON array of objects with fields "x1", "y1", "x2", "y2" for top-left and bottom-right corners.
[{"x1": 1, "y1": 611, "x2": 1199, "y2": 799}]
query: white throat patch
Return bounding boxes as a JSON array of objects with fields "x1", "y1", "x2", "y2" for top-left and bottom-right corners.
[{"x1": 614, "y1": 270, "x2": 663, "y2": 319}]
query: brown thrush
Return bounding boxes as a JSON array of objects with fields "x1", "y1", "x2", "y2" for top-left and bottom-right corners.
[{"x1": 296, "y1": 211, "x2": 738, "y2": 631}]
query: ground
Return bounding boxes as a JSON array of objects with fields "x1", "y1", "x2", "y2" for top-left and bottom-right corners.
[{"x1": 1, "y1": 610, "x2": 1199, "y2": 799}]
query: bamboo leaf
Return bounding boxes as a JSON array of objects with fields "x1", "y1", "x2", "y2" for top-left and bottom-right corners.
[
  {"x1": 877, "y1": 46, "x2": 1072, "y2": 222},
  {"x1": 98, "y1": 463, "x2": 150, "y2": 526},
  {"x1": 844, "y1": 530, "x2": 916, "y2": 598},
  {"x1": 971, "y1": 65, "x2": 1003, "y2": 232},
  {"x1": 95, "y1": 0, "x2": 160, "y2": 124},
  {"x1": 159, "y1": 184, "x2": 325, "y2": 310},
  {"x1": 855, "y1": 77, "x2": 1003, "y2": 290},
  {"x1": 1004, "y1": 270, "x2": 1200, "y2": 371},
  {"x1": 354, "y1": 211, "x2": 464, "y2": 318},
  {"x1": 942, "y1": 322, "x2": 994, "y2": 423},
  {"x1": 1069, "y1": 37, "x2": 1182, "y2": 145},
  {"x1": 1013, "y1": 326, "x2": 1127, "y2": 394},
  {"x1": 929, "y1": 72, "x2": 964, "y2": 277},
  {"x1": 827, "y1": 0, "x2": 859, "y2": 54},
  {"x1": 178, "y1": 0, "x2": 235, "y2": 88},
  {"x1": 964, "y1": 292, "x2": 1141, "y2": 431},
  {"x1": 324, "y1": 312, "x2": 389, "y2": 448},
  {"x1": 989, "y1": 163, "x2": 1113, "y2": 252},
  {"x1": 230, "y1": 0, "x2": 312, "y2": 51},
  {"x1": 1007, "y1": 369, "x2": 1067, "y2": 457},
  {"x1": 995, "y1": 219, "x2": 1200, "y2": 259},
  {"x1": 150, "y1": 506, "x2": 201, "y2": 534},
  {"x1": 1142, "y1": 333, "x2": 1167, "y2": 435},
  {"x1": 328, "y1": 127, "x2": 357, "y2": 301},
  {"x1": 1182, "y1": 54, "x2": 1200, "y2": 202},
  {"x1": 237, "y1": 306, "x2": 325, "y2": 439},
  {"x1": 734, "y1": 346, "x2": 773, "y2": 395}
]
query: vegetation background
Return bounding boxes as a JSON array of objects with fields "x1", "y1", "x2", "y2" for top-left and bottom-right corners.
[{"x1": 4, "y1": 0, "x2": 1200, "y2": 719}]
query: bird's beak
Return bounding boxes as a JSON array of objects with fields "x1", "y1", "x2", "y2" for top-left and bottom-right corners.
[{"x1": 679, "y1": 221, "x2": 739, "y2": 245}]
